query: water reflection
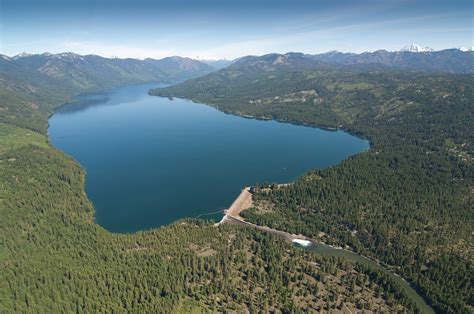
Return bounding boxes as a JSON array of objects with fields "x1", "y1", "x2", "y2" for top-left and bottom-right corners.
[{"x1": 56, "y1": 95, "x2": 112, "y2": 114}]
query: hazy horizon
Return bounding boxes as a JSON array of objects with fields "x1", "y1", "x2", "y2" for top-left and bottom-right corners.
[
  {"x1": 1, "y1": 0, "x2": 472, "y2": 59},
  {"x1": 2, "y1": 44, "x2": 473, "y2": 61}
]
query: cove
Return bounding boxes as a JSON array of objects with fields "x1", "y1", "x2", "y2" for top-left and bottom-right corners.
[{"x1": 48, "y1": 83, "x2": 369, "y2": 233}]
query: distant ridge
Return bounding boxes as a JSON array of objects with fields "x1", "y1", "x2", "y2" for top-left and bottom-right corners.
[
  {"x1": 4, "y1": 47, "x2": 473, "y2": 75},
  {"x1": 217, "y1": 48, "x2": 473, "y2": 74},
  {"x1": 309, "y1": 48, "x2": 473, "y2": 74},
  {"x1": 0, "y1": 52, "x2": 215, "y2": 87}
]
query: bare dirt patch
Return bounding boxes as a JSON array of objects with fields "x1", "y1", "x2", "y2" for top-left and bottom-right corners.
[
  {"x1": 226, "y1": 188, "x2": 253, "y2": 218},
  {"x1": 196, "y1": 247, "x2": 217, "y2": 257}
]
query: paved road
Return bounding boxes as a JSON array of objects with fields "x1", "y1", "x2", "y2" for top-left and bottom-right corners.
[{"x1": 224, "y1": 215, "x2": 295, "y2": 242}]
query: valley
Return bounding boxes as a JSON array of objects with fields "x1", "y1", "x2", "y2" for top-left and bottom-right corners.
[{"x1": 1, "y1": 49, "x2": 472, "y2": 312}]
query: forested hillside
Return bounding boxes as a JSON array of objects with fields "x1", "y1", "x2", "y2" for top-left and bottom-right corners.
[
  {"x1": 0, "y1": 53, "x2": 214, "y2": 133},
  {"x1": 0, "y1": 53, "x2": 419, "y2": 312},
  {"x1": 152, "y1": 53, "x2": 474, "y2": 313}
]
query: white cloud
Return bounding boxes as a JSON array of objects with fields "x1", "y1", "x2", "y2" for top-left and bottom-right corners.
[
  {"x1": 192, "y1": 23, "x2": 368, "y2": 59},
  {"x1": 60, "y1": 40, "x2": 176, "y2": 59},
  {"x1": 7, "y1": 12, "x2": 463, "y2": 60},
  {"x1": 193, "y1": 13, "x2": 466, "y2": 59}
]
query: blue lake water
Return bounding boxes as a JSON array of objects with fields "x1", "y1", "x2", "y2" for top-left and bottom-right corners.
[{"x1": 48, "y1": 83, "x2": 369, "y2": 233}]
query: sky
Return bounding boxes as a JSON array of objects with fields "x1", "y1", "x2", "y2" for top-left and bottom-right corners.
[{"x1": 0, "y1": 0, "x2": 472, "y2": 59}]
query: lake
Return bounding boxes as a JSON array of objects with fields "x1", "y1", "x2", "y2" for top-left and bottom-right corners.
[{"x1": 48, "y1": 83, "x2": 369, "y2": 233}]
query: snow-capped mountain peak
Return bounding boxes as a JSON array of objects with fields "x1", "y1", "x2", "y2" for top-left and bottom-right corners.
[
  {"x1": 400, "y1": 44, "x2": 434, "y2": 53},
  {"x1": 459, "y1": 46, "x2": 473, "y2": 52},
  {"x1": 13, "y1": 52, "x2": 33, "y2": 59}
]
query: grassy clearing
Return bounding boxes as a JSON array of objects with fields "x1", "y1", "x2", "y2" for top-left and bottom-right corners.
[{"x1": 0, "y1": 123, "x2": 48, "y2": 154}]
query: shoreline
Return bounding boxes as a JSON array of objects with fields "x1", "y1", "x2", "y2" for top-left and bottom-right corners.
[{"x1": 153, "y1": 93, "x2": 373, "y2": 148}]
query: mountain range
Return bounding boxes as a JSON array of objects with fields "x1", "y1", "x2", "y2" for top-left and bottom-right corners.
[
  {"x1": 150, "y1": 49, "x2": 474, "y2": 101},
  {"x1": 202, "y1": 45, "x2": 473, "y2": 74},
  {"x1": 0, "y1": 52, "x2": 214, "y2": 88},
  {"x1": 311, "y1": 48, "x2": 473, "y2": 74},
  {"x1": 207, "y1": 46, "x2": 473, "y2": 74}
]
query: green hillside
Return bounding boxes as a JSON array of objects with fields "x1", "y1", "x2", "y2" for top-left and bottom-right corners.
[{"x1": 0, "y1": 53, "x2": 422, "y2": 312}]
